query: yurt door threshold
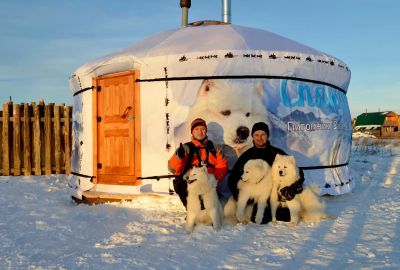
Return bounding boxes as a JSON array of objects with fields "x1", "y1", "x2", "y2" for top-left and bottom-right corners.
[{"x1": 72, "y1": 190, "x2": 164, "y2": 205}]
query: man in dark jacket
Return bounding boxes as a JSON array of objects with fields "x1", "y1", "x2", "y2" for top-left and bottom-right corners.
[{"x1": 228, "y1": 122, "x2": 304, "y2": 223}]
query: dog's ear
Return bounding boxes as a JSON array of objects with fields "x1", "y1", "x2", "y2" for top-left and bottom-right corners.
[
  {"x1": 256, "y1": 159, "x2": 265, "y2": 168},
  {"x1": 261, "y1": 160, "x2": 270, "y2": 170},
  {"x1": 288, "y1": 156, "x2": 296, "y2": 164},
  {"x1": 274, "y1": 154, "x2": 282, "y2": 162},
  {"x1": 184, "y1": 169, "x2": 191, "y2": 178},
  {"x1": 201, "y1": 166, "x2": 208, "y2": 173},
  {"x1": 199, "y1": 80, "x2": 214, "y2": 96}
]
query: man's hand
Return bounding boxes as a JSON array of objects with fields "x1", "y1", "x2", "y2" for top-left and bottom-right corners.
[
  {"x1": 279, "y1": 181, "x2": 303, "y2": 202},
  {"x1": 176, "y1": 143, "x2": 186, "y2": 159}
]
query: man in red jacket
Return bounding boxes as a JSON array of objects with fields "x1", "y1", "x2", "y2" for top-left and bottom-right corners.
[{"x1": 169, "y1": 118, "x2": 228, "y2": 207}]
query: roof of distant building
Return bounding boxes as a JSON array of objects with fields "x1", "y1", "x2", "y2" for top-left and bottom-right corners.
[{"x1": 354, "y1": 111, "x2": 393, "y2": 126}]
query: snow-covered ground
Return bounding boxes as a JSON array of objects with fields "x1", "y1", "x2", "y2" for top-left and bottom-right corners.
[{"x1": 1, "y1": 138, "x2": 400, "y2": 270}]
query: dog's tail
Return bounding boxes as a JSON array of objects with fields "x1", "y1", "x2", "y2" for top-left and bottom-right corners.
[
  {"x1": 223, "y1": 196, "x2": 239, "y2": 226},
  {"x1": 299, "y1": 185, "x2": 331, "y2": 222},
  {"x1": 223, "y1": 196, "x2": 236, "y2": 217},
  {"x1": 307, "y1": 183, "x2": 321, "y2": 195}
]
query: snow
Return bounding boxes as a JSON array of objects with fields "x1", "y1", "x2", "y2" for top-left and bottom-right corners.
[
  {"x1": 1, "y1": 141, "x2": 400, "y2": 269},
  {"x1": 354, "y1": 125, "x2": 381, "y2": 131},
  {"x1": 353, "y1": 131, "x2": 376, "y2": 138}
]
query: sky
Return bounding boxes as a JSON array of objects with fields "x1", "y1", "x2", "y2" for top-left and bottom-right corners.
[
  {"x1": 0, "y1": 136, "x2": 399, "y2": 269},
  {"x1": 0, "y1": 0, "x2": 399, "y2": 118}
]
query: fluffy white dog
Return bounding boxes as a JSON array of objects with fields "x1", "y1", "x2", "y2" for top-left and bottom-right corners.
[
  {"x1": 235, "y1": 159, "x2": 273, "y2": 224},
  {"x1": 184, "y1": 166, "x2": 223, "y2": 233},
  {"x1": 270, "y1": 154, "x2": 328, "y2": 226}
]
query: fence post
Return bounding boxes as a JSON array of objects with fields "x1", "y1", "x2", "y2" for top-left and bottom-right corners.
[
  {"x1": 54, "y1": 105, "x2": 61, "y2": 174},
  {"x1": 2, "y1": 103, "x2": 10, "y2": 175},
  {"x1": 64, "y1": 105, "x2": 71, "y2": 174},
  {"x1": 23, "y1": 103, "x2": 31, "y2": 176},
  {"x1": 0, "y1": 109, "x2": 2, "y2": 174},
  {"x1": 33, "y1": 103, "x2": 41, "y2": 175},
  {"x1": 44, "y1": 105, "x2": 52, "y2": 175},
  {"x1": 13, "y1": 104, "x2": 21, "y2": 175}
]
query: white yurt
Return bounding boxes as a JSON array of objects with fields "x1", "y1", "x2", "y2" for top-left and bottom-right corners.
[{"x1": 68, "y1": 2, "x2": 353, "y2": 203}]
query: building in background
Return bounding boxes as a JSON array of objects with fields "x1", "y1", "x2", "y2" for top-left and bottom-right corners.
[{"x1": 354, "y1": 111, "x2": 400, "y2": 137}]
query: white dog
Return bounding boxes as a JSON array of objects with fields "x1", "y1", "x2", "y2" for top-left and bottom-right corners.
[
  {"x1": 234, "y1": 159, "x2": 273, "y2": 224},
  {"x1": 223, "y1": 196, "x2": 246, "y2": 225},
  {"x1": 176, "y1": 79, "x2": 270, "y2": 159},
  {"x1": 184, "y1": 166, "x2": 223, "y2": 233},
  {"x1": 270, "y1": 154, "x2": 328, "y2": 226}
]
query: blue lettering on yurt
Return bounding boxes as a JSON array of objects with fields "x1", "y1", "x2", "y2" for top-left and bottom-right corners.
[{"x1": 280, "y1": 79, "x2": 345, "y2": 110}]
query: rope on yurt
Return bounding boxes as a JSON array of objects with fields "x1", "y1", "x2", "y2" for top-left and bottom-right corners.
[
  {"x1": 299, "y1": 162, "x2": 352, "y2": 188},
  {"x1": 299, "y1": 162, "x2": 348, "y2": 170},
  {"x1": 164, "y1": 67, "x2": 171, "y2": 151},
  {"x1": 73, "y1": 86, "x2": 95, "y2": 96},
  {"x1": 163, "y1": 66, "x2": 175, "y2": 195},
  {"x1": 71, "y1": 171, "x2": 96, "y2": 182},
  {"x1": 70, "y1": 74, "x2": 96, "y2": 97},
  {"x1": 137, "y1": 75, "x2": 347, "y2": 94}
]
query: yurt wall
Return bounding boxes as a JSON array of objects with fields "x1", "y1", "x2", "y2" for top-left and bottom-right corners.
[{"x1": 68, "y1": 23, "x2": 352, "y2": 200}]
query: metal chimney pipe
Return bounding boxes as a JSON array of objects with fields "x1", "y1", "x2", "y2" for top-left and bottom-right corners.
[
  {"x1": 222, "y1": 0, "x2": 231, "y2": 23},
  {"x1": 180, "y1": 0, "x2": 191, "y2": 27}
]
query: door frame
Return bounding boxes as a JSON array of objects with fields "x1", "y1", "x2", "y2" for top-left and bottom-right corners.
[{"x1": 92, "y1": 70, "x2": 141, "y2": 185}]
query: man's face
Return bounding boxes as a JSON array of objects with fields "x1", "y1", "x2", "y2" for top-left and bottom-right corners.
[
  {"x1": 192, "y1": 126, "x2": 207, "y2": 141},
  {"x1": 253, "y1": 130, "x2": 268, "y2": 148}
]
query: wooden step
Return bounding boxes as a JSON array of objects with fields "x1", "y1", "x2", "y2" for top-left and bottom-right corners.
[{"x1": 72, "y1": 190, "x2": 165, "y2": 205}]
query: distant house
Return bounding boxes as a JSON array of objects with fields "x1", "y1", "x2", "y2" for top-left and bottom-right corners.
[{"x1": 354, "y1": 111, "x2": 400, "y2": 137}]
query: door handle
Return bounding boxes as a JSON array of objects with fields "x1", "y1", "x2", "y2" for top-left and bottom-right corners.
[{"x1": 121, "y1": 106, "x2": 132, "y2": 119}]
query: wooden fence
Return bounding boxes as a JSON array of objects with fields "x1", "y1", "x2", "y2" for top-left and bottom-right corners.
[{"x1": 0, "y1": 100, "x2": 72, "y2": 176}]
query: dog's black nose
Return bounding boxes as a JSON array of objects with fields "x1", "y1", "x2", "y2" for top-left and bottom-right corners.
[
  {"x1": 236, "y1": 126, "x2": 250, "y2": 141},
  {"x1": 279, "y1": 170, "x2": 284, "y2": 176}
]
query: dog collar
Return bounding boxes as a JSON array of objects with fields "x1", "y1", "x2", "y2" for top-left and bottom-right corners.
[
  {"x1": 255, "y1": 175, "x2": 264, "y2": 184},
  {"x1": 187, "y1": 179, "x2": 197, "y2": 184},
  {"x1": 241, "y1": 175, "x2": 264, "y2": 184}
]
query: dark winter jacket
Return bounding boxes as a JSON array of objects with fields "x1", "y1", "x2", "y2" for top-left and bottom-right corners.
[{"x1": 228, "y1": 141, "x2": 304, "y2": 200}]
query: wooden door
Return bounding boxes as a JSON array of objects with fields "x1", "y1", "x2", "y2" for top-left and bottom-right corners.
[{"x1": 93, "y1": 71, "x2": 141, "y2": 185}]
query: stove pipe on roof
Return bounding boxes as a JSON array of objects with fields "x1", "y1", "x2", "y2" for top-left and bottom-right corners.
[
  {"x1": 222, "y1": 0, "x2": 231, "y2": 23},
  {"x1": 180, "y1": 0, "x2": 191, "y2": 27}
]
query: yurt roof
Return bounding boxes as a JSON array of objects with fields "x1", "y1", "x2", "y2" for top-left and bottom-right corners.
[
  {"x1": 115, "y1": 23, "x2": 326, "y2": 58},
  {"x1": 71, "y1": 23, "x2": 350, "y2": 94}
]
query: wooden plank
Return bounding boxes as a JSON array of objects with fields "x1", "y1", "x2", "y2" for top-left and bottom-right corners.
[
  {"x1": 23, "y1": 103, "x2": 31, "y2": 176},
  {"x1": 73, "y1": 191, "x2": 164, "y2": 205},
  {"x1": 133, "y1": 71, "x2": 142, "y2": 180},
  {"x1": 48, "y1": 103, "x2": 55, "y2": 173},
  {"x1": 39, "y1": 100, "x2": 45, "y2": 174},
  {"x1": 9, "y1": 102, "x2": 14, "y2": 174},
  {"x1": 64, "y1": 106, "x2": 71, "y2": 174},
  {"x1": 54, "y1": 105, "x2": 61, "y2": 174},
  {"x1": 0, "y1": 110, "x2": 2, "y2": 173},
  {"x1": 2, "y1": 103, "x2": 10, "y2": 175},
  {"x1": 13, "y1": 104, "x2": 21, "y2": 175},
  {"x1": 33, "y1": 103, "x2": 41, "y2": 175},
  {"x1": 44, "y1": 105, "x2": 52, "y2": 174},
  {"x1": 60, "y1": 103, "x2": 65, "y2": 173}
]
